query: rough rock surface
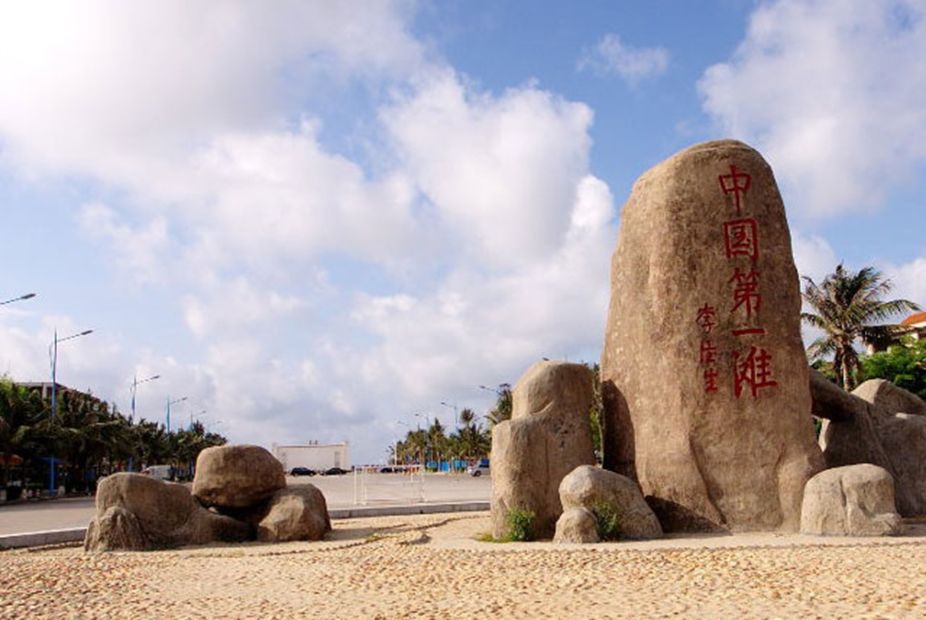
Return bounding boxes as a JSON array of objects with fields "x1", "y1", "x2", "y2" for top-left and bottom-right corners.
[
  {"x1": 553, "y1": 507, "x2": 599, "y2": 544},
  {"x1": 812, "y1": 370, "x2": 926, "y2": 516},
  {"x1": 853, "y1": 379, "x2": 926, "y2": 416},
  {"x1": 84, "y1": 473, "x2": 251, "y2": 551},
  {"x1": 800, "y1": 464, "x2": 903, "y2": 536},
  {"x1": 490, "y1": 360, "x2": 596, "y2": 540},
  {"x1": 193, "y1": 444, "x2": 286, "y2": 508},
  {"x1": 559, "y1": 465, "x2": 662, "y2": 540},
  {"x1": 257, "y1": 485, "x2": 331, "y2": 543},
  {"x1": 600, "y1": 139, "x2": 823, "y2": 533}
]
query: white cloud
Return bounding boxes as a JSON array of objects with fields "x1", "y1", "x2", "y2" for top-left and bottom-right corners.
[
  {"x1": 791, "y1": 231, "x2": 838, "y2": 283},
  {"x1": 382, "y1": 69, "x2": 595, "y2": 269},
  {"x1": 881, "y1": 256, "x2": 926, "y2": 308},
  {"x1": 578, "y1": 33, "x2": 669, "y2": 83},
  {"x1": 699, "y1": 0, "x2": 926, "y2": 217},
  {"x1": 78, "y1": 203, "x2": 169, "y2": 285},
  {"x1": 0, "y1": 3, "x2": 619, "y2": 462},
  {"x1": 181, "y1": 277, "x2": 307, "y2": 339},
  {"x1": 0, "y1": 1, "x2": 422, "y2": 184}
]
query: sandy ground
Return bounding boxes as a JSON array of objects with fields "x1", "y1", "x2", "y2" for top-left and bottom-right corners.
[{"x1": 3, "y1": 512, "x2": 926, "y2": 619}]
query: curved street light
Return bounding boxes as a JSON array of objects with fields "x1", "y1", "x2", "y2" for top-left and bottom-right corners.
[
  {"x1": 130, "y1": 373, "x2": 161, "y2": 421},
  {"x1": 165, "y1": 396, "x2": 187, "y2": 433},
  {"x1": 48, "y1": 327, "x2": 94, "y2": 493},
  {"x1": 0, "y1": 292, "x2": 36, "y2": 306}
]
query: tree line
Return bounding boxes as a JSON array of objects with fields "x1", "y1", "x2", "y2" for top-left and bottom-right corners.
[{"x1": 0, "y1": 378, "x2": 226, "y2": 497}]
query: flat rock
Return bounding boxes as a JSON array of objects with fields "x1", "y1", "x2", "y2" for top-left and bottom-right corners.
[
  {"x1": 490, "y1": 360, "x2": 596, "y2": 540},
  {"x1": 559, "y1": 465, "x2": 662, "y2": 540},
  {"x1": 553, "y1": 507, "x2": 599, "y2": 544},
  {"x1": 800, "y1": 464, "x2": 903, "y2": 537},
  {"x1": 600, "y1": 139, "x2": 823, "y2": 533},
  {"x1": 193, "y1": 444, "x2": 286, "y2": 509}
]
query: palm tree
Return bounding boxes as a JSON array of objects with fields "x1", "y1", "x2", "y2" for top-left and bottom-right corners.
[
  {"x1": 484, "y1": 384, "x2": 512, "y2": 427},
  {"x1": 802, "y1": 263, "x2": 920, "y2": 389}
]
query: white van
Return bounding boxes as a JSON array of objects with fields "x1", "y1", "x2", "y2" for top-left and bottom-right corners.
[{"x1": 141, "y1": 465, "x2": 173, "y2": 481}]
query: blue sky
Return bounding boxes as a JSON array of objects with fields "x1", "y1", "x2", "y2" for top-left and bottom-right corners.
[{"x1": 1, "y1": 1, "x2": 924, "y2": 463}]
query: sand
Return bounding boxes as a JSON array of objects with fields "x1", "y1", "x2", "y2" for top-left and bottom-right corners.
[{"x1": 3, "y1": 512, "x2": 926, "y2": 619}]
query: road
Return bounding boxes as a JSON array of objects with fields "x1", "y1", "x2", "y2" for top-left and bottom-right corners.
[{"x1": 0, "y1": 472, "x2": 491, "y2": 536}]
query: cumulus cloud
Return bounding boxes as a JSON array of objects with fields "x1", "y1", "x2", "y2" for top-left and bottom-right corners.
[
  {"x1": 881, "y1": 257, "x2": 926, "y2": 308},
  {"x1": 78, "y1": 203, "x2": 170, "y2": 285},
  {"x1": 578, "y1": 33, "x2": 669, "y2": 83},
  {"x1": 0, "y1": 0, "x2": 422, "y2": 183},
  {"x1": 791, "y1": 231, "x2": 838, "y2": 283},
  {"x1": 0, "y1": 2, "x2": 618, "y2": 461},
  {"x1": 382, "y1": 69, "x2": 595, "y2": 269},
  {"x1": 699, "y1": 0, "x2": 926, "y2": 217}
]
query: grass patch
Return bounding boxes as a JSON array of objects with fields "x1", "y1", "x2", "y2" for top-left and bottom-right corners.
[
  {"x1": 591, "y1": 501, "x2": 621, "y2": 541},
  {"x1": 504, "y1": 508, "x2": 536, "y2": 542}
]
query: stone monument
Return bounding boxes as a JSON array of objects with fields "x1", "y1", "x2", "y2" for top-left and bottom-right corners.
[{"x1": 600, "y1": 139, "x2": 823, "y2": 532}]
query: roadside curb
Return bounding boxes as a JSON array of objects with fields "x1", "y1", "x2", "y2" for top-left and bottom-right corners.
[
  {"x1": 0, "y1": 527, "x2": 87, "y2": 550},
  {"x1": 0, "y1": 501, "x2": 490, "y2": 550}
]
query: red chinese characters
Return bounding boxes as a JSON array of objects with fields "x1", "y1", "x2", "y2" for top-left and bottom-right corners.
[
  {"x1": 718, "y1": 164, "x2": 751, "y2": 216},
  {"x1": 733, "y1": 346, "x2": 778, "y2": 398},
  {"x1": 694, "y1": 162, "x2": 777, "y2": 399},
  {"x1": 729, "y1": 267, "x2": 761, "y2": 319},
  {"x1": 723, "y1": 218, "x2": 759, "y2": 261}
]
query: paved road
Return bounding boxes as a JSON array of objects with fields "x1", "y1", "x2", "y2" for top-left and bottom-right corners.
[{"x1": 0, "y1": 473, "x2": 491, "y2": 535}]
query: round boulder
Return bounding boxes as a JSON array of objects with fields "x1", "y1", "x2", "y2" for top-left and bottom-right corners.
[
  {"x1": 193, "y1": 444, "x2": 286, "y2": 508},
  {"x1": 257, "y1": 485, "x2": 331, "y2": 543},
  {"x1": 553, "y1": 507, "x2": 600, "y2": 544},
  {"x1": 559, "y1": 465, "x2": 662, "y2": 540},
  {"x1": 800, "y1": 464, "x2": 903, "y2": 537}
]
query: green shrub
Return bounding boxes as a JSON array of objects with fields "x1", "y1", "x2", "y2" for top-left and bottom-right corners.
[
  {"x1": 591, "y1": 501, "x2": 621, "y2": 541},
  {"x1": 505, "y1": 508, "x2": 536, "y2": 542}
]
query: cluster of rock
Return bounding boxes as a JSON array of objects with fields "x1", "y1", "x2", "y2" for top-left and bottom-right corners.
[
  {"x1": 490, "y1": 360, "x2": 596, "y2": 540},
  {"x1": 810, "y1": 372, "x2": 926, "y2": 516},
  {"x1": 85, "y1": 445, "x2": 330, "y2": 552},
  {"x1": 491, "y1": 139, "x2": 919, "y2": 543}
]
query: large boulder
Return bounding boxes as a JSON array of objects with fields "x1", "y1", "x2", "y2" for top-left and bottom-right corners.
[
  {"x1": 559, "y1": 465, "x2": 662, "y2": 540},
  {"x1": 257, "y1": 485, "x2": 331, "y2": 543},
  {"x1": 553, "y1": 507, "x2": 599, "y2": 544},
  {"x1": 490, "y1": 360, "x2": 596, "y2": 540},
  {"x1": 812, "y1": 370, "x2": 926, "y2": 516},
  {"x1": 600, "y1": 140, "x2": 823, "y2": 533},
  {"x1": 800, "y1": 464, "x2": 903, "y2": 536},
  {"x1": 84, "y1": 473, "x2": 251, "y2": 551},
  {"x1": 193, "y1": 444, "x2": 286, "y2": 508},
  {"x1": 853, "y1": 379, "x2": 926, "y2": 416}
]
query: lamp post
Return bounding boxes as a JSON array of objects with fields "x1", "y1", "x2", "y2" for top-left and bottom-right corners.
[
  {"x1": 0, "y1": 292, "x2": 36, "y2": 306},
  {"x1": 165, "y1": 396, "x2": 187, "y2": 433},
  {"x1": 439, "y1": 400, "x2": 458, "y2": 429},
  {"x1": 130, "y1": 374, "x2": 160, "y2": 422},
  {"x1": 48, "y1": 328, "x2": 94, "y2": 494}
]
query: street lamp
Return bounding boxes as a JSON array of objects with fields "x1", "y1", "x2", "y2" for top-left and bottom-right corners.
[
  {"x1": 439, "y1": 400, "x2": 458, "y2": 429},
  {"x1": 0, "y1": 292, "x2": 36, "y2": 306},
  {"x1": 165, "y1": 396, "x2": 187, "y2": 433},
  {"x1": 48, "y1": 327, "x2": 94, "y2": 494},
  {"x1": 130, "y1": 373, "x2": 160, "y2": 421}
]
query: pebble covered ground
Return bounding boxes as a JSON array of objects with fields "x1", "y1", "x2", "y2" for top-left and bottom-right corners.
[{"x1": 3, "y1": 512, "x2": 926, "y2": 619}]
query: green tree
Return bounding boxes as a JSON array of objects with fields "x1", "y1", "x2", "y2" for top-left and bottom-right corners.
[
  {"x1": 861, "y1": 337, "x2": 926, "y2": 400},
  {"x1": 802, "y1": 264, "x2": 919, "y2": 389},
  {"x1": 485, "y1": 384, "x2": 512, "y2": 427}
]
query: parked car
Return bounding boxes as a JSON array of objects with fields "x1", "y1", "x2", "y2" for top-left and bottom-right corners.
[
  {"x1": 322, "y1": 467, "x2": 349, "y2": 476},
  {"x1": 467, "y1": 463, "x2": 490, "y2": 477},
  {"x1": 141, "y1": 465, "x2": 174, "y2": 481},
  {"x1": 289, "y1": 467, "x2": 316, "y2": 477}
]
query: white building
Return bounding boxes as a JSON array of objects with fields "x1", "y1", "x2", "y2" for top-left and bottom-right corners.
[{"x1": 272, "y1": 441, "x2": 350, "y2": 471}]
